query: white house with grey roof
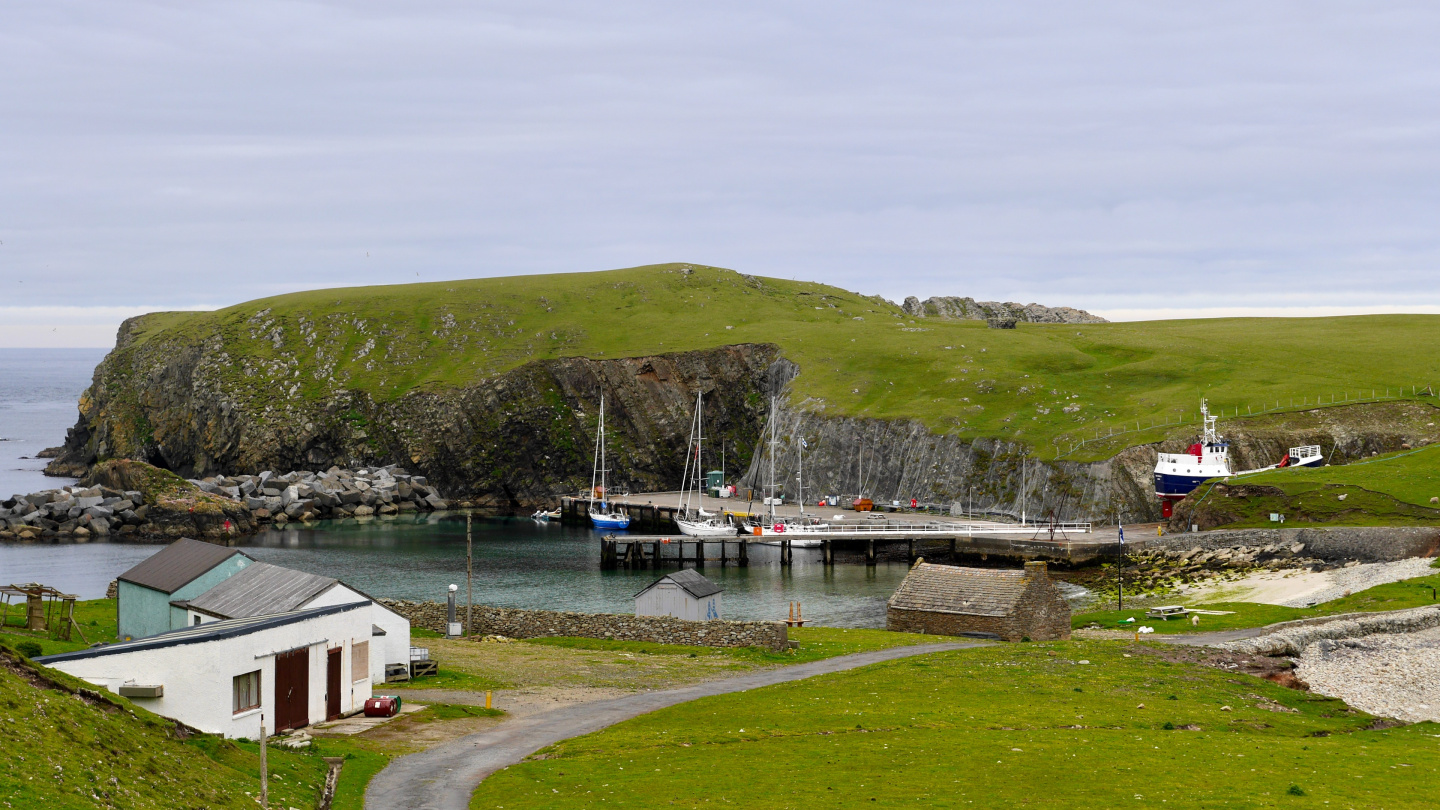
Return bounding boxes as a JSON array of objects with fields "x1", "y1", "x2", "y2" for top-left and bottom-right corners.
[
  {"x1": 37, "y1": 602, "x2": 376, "y2": 738},
  {"x1": 172, "y1": 561, "x2": 410, "y2": 683},
  {"x1": 634, "y1": 569, "x2": 722, "y2": 621}
]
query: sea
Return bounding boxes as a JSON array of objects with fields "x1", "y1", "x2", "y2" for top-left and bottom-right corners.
[{"x1": 0, "y1": 349, "x2": 917, "y2": 626}]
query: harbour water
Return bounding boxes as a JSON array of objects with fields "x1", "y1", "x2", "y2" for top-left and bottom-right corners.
[{"x1": 0, "y1": 514, "x2": 917, "y2": 627}]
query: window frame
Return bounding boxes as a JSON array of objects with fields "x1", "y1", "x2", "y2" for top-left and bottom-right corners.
[
  {"x1": 351, "y1": 640, "x2": 370, "y2": 683},
  {"x1": 232, "y1": 669, "x2": 261, "y2": 715}
]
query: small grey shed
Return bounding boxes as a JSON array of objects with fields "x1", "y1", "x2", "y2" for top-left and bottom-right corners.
[{"x1": 634, "y1": 569, "x2": 722, "y2": 621}]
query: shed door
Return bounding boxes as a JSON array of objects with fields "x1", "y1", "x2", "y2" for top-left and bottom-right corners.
[
  {"x1": 326, "y1": 647, "x2": 343, "y2": 720},
  {"x1": 274, "y1": 649, "x2": 309, "y2": 732}
]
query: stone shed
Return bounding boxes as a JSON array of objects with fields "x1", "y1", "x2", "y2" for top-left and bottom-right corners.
[{"x1": 886, "y1": 559, "x2": 1070, "y2": 641}]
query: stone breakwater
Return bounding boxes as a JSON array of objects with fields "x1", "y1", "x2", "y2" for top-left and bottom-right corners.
[
  {"x1": 1220, "y1": 605, "x2": 1440, "y2": 657},
  {"x1": 1145, "y1": 526, "x2": 1440, "y2": 563},
  {"x1": 1, "y1": 484, "x2": 174, "y2": 541},
  {"x1": 1296, "y1": 624, "x2": 1440, "y2": 723},
  {"x1": 379, "y1": 599, "x2": 789, "y2": 651},
  {"x1": 188, "y1": 464, "x2": 450, "y2": 526}
]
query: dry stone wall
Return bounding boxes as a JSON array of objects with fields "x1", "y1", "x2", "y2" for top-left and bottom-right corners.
[{"x1": 379, "y1": 599, "x2": 788, "y2": 651}]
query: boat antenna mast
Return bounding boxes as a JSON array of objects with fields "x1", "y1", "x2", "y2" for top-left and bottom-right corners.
[{"x1": 1200, "y1": 398, "x2": 1219, "y2": 446}]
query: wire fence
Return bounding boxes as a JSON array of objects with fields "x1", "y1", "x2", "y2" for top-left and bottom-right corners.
[{"x1": 1053, "y1": 384, "x2": 1436, "y2": 459}]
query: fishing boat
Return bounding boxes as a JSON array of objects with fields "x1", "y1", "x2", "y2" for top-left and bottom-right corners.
[
  {"x1": 588, "y1": 395, "x2": 631, "y2": 530},
  {"x1": 1154, "y1": 400, "x2": 1327, "y2": 517},
  {"x1": 675, "y1": 390, "x2": 738, "y2": 537},
  {"x1": 1154, "y1": 400, "x2": 1231, "y2": 516}
]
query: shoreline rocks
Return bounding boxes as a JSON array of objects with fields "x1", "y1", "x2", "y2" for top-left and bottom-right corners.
[{"x1": 189, "y1": 464, "x2": 450, "y2": 526}]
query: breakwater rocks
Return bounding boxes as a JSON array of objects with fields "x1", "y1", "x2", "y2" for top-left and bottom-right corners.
[
  {"x1": 1222, "y1": 606, "x2": 1440, "y2": 657},
  {"x1": 190, "y1": 464, "x2": 449, "y2": 525},
  {"x1": 1145, "y1": 527, "x2": 1440, "y2": 564},
  {"x1": 1, "y1": 458, "x2": 255, "y2": 541},
  {"x1": 379, "y1": 599, "x2": 789, "y2": 651}
]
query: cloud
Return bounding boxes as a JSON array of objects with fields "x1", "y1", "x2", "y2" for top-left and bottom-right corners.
[
  {"x1": 0, "y1": 306, "x2": 218, "y2": 348},
  {"x1": 4, "y1": 1, "x2": 1440, "y2": 347}
]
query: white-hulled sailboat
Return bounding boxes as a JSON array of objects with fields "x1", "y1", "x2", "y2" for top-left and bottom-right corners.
[
  {"x1": 746, "y1": 396, "x2": 829, "y2": 544},
  {"x1": 588, "y1": 395, "x2": 631, "y2": 530},
  {"x1": 674, "y1": 390, "x2": 738, "y2": 537}
]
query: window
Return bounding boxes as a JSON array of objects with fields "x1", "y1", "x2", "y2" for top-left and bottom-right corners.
[
  {"x1": 233, "y1": 670, "x2": 261, "y2": 714},
  {"x1": 351, "y1": 641, "x2": 369, "y2": 681},
  {"x1": 193, "y1": 615, "x2": 201, "y2": 626}
]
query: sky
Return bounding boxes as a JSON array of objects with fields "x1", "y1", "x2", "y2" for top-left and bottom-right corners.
[{"x1": 5, "y1": 2, "x2": 1440, "y2": 347}]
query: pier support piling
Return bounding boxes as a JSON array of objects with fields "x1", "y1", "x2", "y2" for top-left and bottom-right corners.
[
  {"x1": 865, "y1": 539, "x2": 876, "y2": 566},
  {"x1": 822, "y1": 539, "x2": 833, "y2": 566}
]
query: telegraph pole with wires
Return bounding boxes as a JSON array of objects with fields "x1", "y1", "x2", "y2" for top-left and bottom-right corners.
[
  {"x1": 466, "y1": 513, "x2": 473, "y2": 638},
  {"x1": 1116, "y1": 519, "x2": 1125, "y2": 610}
]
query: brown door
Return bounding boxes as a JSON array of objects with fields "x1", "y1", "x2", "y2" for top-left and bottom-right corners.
[
  {"x1": 274, "y1": 649, "x2": 309, "y2": 731},
  {"x1": 326, "y1": 647, "x2": 342, "y2": 720}
]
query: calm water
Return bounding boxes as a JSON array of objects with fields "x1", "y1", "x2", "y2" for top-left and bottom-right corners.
[
  {"x1": 0, "y1": 514, "x2": 916, "y2": 627},
  {"x1": 0, "y1": 348, "x2": 108, "y2": 497}
]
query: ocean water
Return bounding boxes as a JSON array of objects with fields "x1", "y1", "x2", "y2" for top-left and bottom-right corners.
[
  {"x1": 0, "y1": 514, "x2": 914, "y2": 627},
  {"x1": 0, "y1": 348, "x2": 108, "y2": 498}
]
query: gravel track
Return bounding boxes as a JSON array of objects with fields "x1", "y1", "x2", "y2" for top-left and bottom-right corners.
[{"x1": 1296, "y1": 625, "x2": 1440, "y2": 723}]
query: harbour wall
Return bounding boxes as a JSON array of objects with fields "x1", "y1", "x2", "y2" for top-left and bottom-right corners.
[{"x1": 378, "y1": 599, "x2": 790, "y2": 651}]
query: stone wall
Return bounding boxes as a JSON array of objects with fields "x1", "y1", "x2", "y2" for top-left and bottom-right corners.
[
  {"x1": 379, "y1": 599, "x2": 788, "y2": 651},
  {"x1": 1141, "y1": 527, "x2": 1440, "y2": 563},
  {"x1": 1221, "y1": 606, "x2": 1440, "y2": 657}
]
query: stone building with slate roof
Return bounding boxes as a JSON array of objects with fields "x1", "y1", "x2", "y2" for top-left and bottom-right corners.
[{"x1": 886, "y1": 559, "x2": 1070, "y2": 641}]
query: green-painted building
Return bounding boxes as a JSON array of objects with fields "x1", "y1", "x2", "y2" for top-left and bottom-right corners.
[{"x1": 115, "y1": 538, "x2": 255, "y2": 640}]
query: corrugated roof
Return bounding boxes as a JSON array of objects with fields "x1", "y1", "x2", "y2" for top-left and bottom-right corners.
[
  {"x1": 117, "y1": 538, "x2": 252, "y2": 594},
  {"x1": 35, "y1": 602, "x2": 368, "y2": 664},
  {"x1": 179, "y1": 562, "x2": 338, "y2": 619},
  {"x1": 887, "y1": 562, "x2": 1034, "y2": 617},
  {"x1": 634, "y1": 568, "x2": 722, "y2": 600}
]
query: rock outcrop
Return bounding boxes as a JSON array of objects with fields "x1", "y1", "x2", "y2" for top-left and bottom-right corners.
[
  {"x1": 901, "y1": 296, "x2": 1107, "y2": 324},
  {"x1": 1, "y1": 459, "x2": 255, "y2": 541}
]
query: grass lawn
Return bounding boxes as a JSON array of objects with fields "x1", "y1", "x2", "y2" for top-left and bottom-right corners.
[
  {"x1": 1073, "y1": 570, "x2": 1440, "y2": 634},
  {"x1": 108, "y1": 263, "x2": 1440, "y2": 460},
  {"x1": 0, "y1": 597, "x2": 118, "y2": 656},
  {"x1": 0, "y1": 644, "x2": 330, "y2": 809},
  {"x1": 470, "y1": 640, "x2": 1440, "y2": 808},
  {"x1": 400, "y1": 665, "x2": 513, "y2": 692},
  {"x1": 314, "y1": 736, "x2": 395, "y2": 810}
]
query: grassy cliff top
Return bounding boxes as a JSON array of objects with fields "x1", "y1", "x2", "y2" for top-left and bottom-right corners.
[{"x1": 117, "y1": 263, "x2": 1440, "y2": 459}]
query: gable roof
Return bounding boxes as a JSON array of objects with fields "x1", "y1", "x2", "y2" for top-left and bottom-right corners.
[
  {"x1": 887, "y1": 562, "x2": 1040, "y2": 617},
  {"x1": 634, "y1": 568, "x2": 722, "y2": 600},
  {"x1": 117, "y1": 538, "x2": 252, "y2": 594},
  {"x1": 177, "y1": 562, "x2": 338, "y2": 619},
  {"x1": 35, "y1": 601, "x2": 368, "y2": 665}
]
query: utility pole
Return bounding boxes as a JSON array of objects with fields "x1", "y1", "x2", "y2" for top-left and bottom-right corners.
[
  {"x1": 260, "y1": 722, "x2": 268, "y2": 806},
  {"x1": 466, "y1": 513, "x2": 473, "y2": 639},
  {"x1": 1116, "y1": 518, "x2": 1125, "y2": 611}
]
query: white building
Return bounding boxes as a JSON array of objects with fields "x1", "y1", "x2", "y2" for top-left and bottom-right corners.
[
  {"x1": 171, "y1": 561, "x2": 409, "y2": 684},
  {"x1": 634, "y1": 568, "x2": 722, "y2": 621},
  {"x1": 36, "y1": 602, "x2": 375, "y2": 738}
]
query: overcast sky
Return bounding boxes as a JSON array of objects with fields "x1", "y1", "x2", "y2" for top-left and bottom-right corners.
[{"x1": 5, "y1": 2, "x2": 1440, "y2": 347}]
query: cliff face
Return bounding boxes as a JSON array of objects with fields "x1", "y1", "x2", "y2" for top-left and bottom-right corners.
[
  {"x1": 47, "y1": 322, "x2": 784, "y2": 506},
  {"x1": 49, "y1": 317, "x2": 1439, "y2": 515},
  {"x1": 901, "y1": 296, "x2": 1107, "y2": 324}
]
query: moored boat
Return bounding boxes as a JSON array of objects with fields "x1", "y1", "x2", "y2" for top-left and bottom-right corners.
[{"x1": 588, "y1": 395, "x2": 631, "y2": 530}]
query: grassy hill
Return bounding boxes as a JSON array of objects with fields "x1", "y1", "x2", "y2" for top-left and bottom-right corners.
[
  {"x1": 469, "y1": 639, "x2": 1440, "y2": 808},
  {"x1": 0, "y1": 643, "x2": 327, "y2": 809},
  {"x1": 114, "y1": 263, "x2": 1440, "y2": 460}
]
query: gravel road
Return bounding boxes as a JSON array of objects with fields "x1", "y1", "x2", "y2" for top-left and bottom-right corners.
[{"x1": 1296, "y1": 624, "x2": 1440, "y2": 723}]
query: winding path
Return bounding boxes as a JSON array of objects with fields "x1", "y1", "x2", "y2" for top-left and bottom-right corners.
[{"x1": 365, "y1": 641, "x2": 983, "y2": 810}]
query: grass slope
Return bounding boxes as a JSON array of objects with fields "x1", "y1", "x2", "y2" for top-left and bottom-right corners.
[
  {"x1": 1, "y1": 598, "x2": 118, "y2": 657},
  {"x1": 470, "y1": 640, "x2": 1440, "y2": 809},
  {"x1": 0, "y1": 644, "x2": 327, "y2": 809},
  {"x1": 119, "y1": 263, "x2": 1440, "y2": 459},
  {"x1": 1238, "y1": 444, "x2": 1440, "y2": 507}
]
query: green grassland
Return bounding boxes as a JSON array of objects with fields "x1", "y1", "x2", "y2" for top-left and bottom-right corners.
[
  {"x1": 1074, "y1": 565, "x2": 1440, "y2": 633},
  {"x1": 1, "y1": 598, "x2": 118, "y2": 657},
  {"x1": 1238, "y1": 443, "x2": 1440, "y2": 507},
  {"x1": 525, "y1": 626, "x2": 957, "y2": 665},
  {"x1": 470, "y1": 639, "x2": 1440, "y2": 809},
  {"x1": 0, "y1": 643, "x2": 328, "y2": 809},
  {"x1": 117, "y1": 263, "x2": 1440, "y2": 460}
]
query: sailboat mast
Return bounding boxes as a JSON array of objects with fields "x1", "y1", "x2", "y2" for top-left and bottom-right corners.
[
  {"x1": 696, "y1": 390, "x2": 705, "y2": 515},
  {"x1": 768, "y1": 396, "x2": 777, "y2": 521},
  {"x1": 600, "y1": 396, "x2": 607, "y2": 510},
  {"x1": 590, "y1": 396, "x2": 603, "y2": 512}
]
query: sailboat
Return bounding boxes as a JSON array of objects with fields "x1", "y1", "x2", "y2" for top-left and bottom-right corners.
[
  {"x1": 588, "y1": 395, "x2": 631, "y2": 530},
  {"x1": 675, "y1": 390, "x2": 737, "y2": 537},
  {"x1": 746, "y1": 397, "x2": 829, "y2": 544}
]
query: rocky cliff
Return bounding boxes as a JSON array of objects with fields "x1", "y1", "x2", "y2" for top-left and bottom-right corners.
[
  {"x1": 47, "y1": 323, "x2": 784, "y2": 506},
  {"x1": 901, "y1": 296, "x2": 1107, "y2": 324}
]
